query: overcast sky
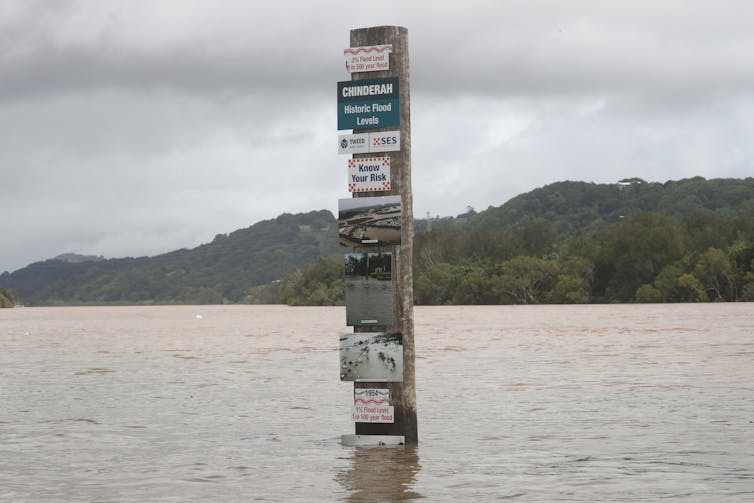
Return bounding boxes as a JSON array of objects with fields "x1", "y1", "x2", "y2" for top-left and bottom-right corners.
[{"x1": 2, "y1": 0, "x2": 753, "y2": 273}]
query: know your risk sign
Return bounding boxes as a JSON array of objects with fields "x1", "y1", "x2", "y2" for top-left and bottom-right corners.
[{"x1": 347, "y1": 157, "x2": 391, "y2": 193}]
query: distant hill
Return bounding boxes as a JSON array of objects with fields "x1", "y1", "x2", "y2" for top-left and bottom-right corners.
[
  {"x1": 467, "y1": 177, "x2": 754, "y2": 240},
  {"x1": 407, "y1": 176, "x2": 754, "y2": 305},
  {"x1": 274, "y1": 177, "x2": 754, "y2": 306},
  {"x1": 4, "y1": 177, "x2": 754, "y2": 306},
  {"x1": 1, "y1": 210, "x2": 338, "y2": 305}
]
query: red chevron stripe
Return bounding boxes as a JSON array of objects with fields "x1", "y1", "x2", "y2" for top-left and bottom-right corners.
[
  {"x1": 344, "y1": 45, "x2": 393, "y2": 56},
  {"x1": 354, "y1": 399, "x2": 390, "y2": 405}
]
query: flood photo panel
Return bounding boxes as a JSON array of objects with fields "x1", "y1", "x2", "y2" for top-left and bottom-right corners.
[
  {"x1": 338, "y1": 195, "x2": 401, "y2": 246},
  {"x1": 340, "y1": 332, "x2": 403, "y2": 382},
  {"x1": 345, "y1": 252, "x2": 393, "y2": 327}
]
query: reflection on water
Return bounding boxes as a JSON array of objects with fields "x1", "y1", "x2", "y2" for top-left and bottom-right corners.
[{"x1": 336, "y1": 446, "x2": 422, "y2": 502}]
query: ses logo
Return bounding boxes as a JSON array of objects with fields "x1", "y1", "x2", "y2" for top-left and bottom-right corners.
[{"x1": 372, "y1": 134, "x2": 399, "y2": 148}]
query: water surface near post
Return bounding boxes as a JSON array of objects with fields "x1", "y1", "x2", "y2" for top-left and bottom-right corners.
[{"x1": 1, "y1": 304, "x2": 752, "y2": 501}]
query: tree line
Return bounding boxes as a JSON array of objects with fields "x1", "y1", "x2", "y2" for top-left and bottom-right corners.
[
  {"x1": 4, "y1": 178, "x2": 753, "y2": 306},
  {"x1": 259, "y1": 210, "x2": 754, "y2": 305},
  {"x1": 413, "y1": 211, "x2": 754, "y2": 304}
]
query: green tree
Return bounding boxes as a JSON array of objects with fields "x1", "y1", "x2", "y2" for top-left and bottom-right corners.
[
  {"x1": 549, "y1": 255, "x2": 594, "y2": 303},
  {"x1": 451, "y1": 266, "x2": 497, "y2": 304},
  {"x1": 652, "y1": 262, "x2": 688, "y2": 302},
  {"x1": 551, "y1": 274, "x2": 590, "y2": 303},
  {"x1": 0, "y1": 287, "x2": 19, "y2": 307},
  {"x1": 741, "y1": 277, "x2": 754, "y2": 300},
  {"x1": 493, "y1": 256, "x2": 557, "y2": 304},
  {"x1": 739, "y1": 259, "x2": 754, "y2": 301},
  {"x1": 415, "y1": 262, "x2": 464, "y2": 305},
  {"x1": 693, "y1": 248, "x2": 734, "y2": 301},
  {"x1": 244, "y1": 281, "x2": 285, "y2": 304},
  {"x1": 676, "y1": 273, "x2": 708, "y2": 302},
  {"x1": 729, "y1": 239, "x2": 754, "y2": 300},
  {"x1": 518, "y1": 220, "x2": 555, "y2": 256},
  {"x1": 635, "y1": 284, "x2": 663, "y2": 303},
  {"x1": 594, "y1": 212, "x2": 687, "y2": 301},
  {"x1": 281, "y1": 255, "x2": 344, "y2": 306}
]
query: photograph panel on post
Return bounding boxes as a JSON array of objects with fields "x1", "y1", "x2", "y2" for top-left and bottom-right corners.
[
  {"x1": 340, "y1": 332, "x2": 403, "y2": 382},
  {"x1": 338, "y1": 195, "x2": 401, "y2": 247},
  {"x1": 345, "y1": 252, "x2": 393, "y2": 327}
]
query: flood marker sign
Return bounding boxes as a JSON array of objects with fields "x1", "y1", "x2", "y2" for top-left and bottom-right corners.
[
  {"x1": 337, "y1": 77, "x2": 400, "y2": 130},
  {"x1": 344, "y1": 44, "x2": 392, "y2": 73},
  {"x1": 353, "y1": 388, "x2": 393, "y2": 423}
]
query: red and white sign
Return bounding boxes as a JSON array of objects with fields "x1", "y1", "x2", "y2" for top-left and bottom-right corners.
[
  {"x1": 353, "y1": 389, "x2": 394, "y2": 423},
  {"x1": 344, "y1": 44, "x2": 392, "y2": 73},
  {"x1": 348, "y1": 157, "x2": 391, "y2": 193}
]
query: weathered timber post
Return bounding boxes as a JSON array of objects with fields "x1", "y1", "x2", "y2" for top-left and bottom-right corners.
[{"x1": 349, "y1": 26, "x2": 417, "y2": 444}]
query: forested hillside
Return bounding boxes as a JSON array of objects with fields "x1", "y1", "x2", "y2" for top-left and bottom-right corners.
[
  {"x1": 3, "y1": 177, "x2": 754, "y2": 306},
  {"x1": 468, "y1": 177, "x2": 754, "y2": 238},
  {"x1": 410, "y1": 210, "x2": 754, "y2": 304},
  {"x1": 265, "y1": 177, "x2": 754, "y2": 305},
  {"x1": 411, "y1": 177, "x2": 754, "y2": 303},
  {"x1": 0, "y1": 210, "x2": 338, "y2": 305}
]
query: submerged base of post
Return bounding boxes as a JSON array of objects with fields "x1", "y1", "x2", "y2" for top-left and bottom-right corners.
[{"x1": 341, "y1": 434, "x2": 405, "y2": 447}]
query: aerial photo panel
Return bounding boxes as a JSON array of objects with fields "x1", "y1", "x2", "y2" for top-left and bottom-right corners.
[{"x1": 338, "y1": 195, "x2": 401, "y2": 247}]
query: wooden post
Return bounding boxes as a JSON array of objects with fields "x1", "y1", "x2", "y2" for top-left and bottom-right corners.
[{"x1": 349, "y1": 26, "x2": 417, "y2": 444}]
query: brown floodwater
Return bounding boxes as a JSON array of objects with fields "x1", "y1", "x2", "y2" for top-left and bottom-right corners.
[{"x1": 1, "y1": 304, "x2": 752, "y2": 501}]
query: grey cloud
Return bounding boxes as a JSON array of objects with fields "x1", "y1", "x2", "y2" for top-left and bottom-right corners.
[
  {"x1": 0, "y1": 47, "x2": 341, "y2": 103},
  {"x1": 409, "y1": 1, "x2": 754, "y2": 97},
  {"x1": 5, "y1": 1, "x2": 754, "y2": 102},
  {"x1": 2, "y1": 0, "x2": 754, "y2": 273}
]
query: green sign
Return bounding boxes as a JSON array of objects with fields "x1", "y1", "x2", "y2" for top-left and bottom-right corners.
[{"x1": 337, "y1": 77, "x2": 399, "y2": 130}]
